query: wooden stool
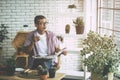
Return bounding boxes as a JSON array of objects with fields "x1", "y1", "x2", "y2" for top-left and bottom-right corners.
[
  {"x1": 16, "y1": 55, "x2": 29, "y2": 68},
  {"x1": 12, "y1": 32, "x2": 29, "y2": 68}
]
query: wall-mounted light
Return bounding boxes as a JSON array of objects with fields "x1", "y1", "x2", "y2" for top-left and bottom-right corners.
[{"x1": 23, "y1": 25, "x2": 28, "y2": 27}]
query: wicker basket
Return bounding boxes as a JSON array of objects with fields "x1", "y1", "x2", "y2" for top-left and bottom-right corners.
[{"x1": 12, "y1": 32, "x2": 29, "y2": 50}]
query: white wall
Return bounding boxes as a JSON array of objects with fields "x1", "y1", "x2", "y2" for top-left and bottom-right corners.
[{"x1": 84, "y1": 0, "x2": 97, "y2": 33}]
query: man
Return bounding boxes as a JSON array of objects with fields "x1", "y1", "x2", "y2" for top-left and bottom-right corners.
[{"x1": 24, "y1": 15, "x2": 67, "y2": 71}]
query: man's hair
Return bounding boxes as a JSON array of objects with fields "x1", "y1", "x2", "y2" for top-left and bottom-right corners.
[{"x1": 34, "y1": 15, "x2": 46, "y2": 24}]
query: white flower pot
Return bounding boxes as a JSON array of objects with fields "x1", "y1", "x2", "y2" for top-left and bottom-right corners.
[
  {"x1": 108, "y1": 72, "x2": 113, "y2": 80},
  {"x1": 91, "y1": 72, "x2": 114, "y2": 80}
]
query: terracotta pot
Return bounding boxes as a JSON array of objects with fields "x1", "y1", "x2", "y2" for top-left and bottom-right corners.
[
  {"x1": 0, "y1": 67, "x2": 6, "y2": 75},
  {"x1": 75, "y1": 25, "x2": 84, "y2": 34},
  {"x1": 91, "y1": 72, "x2": 107, "y2": 80},
  {"x1": 40, "y1": 74, "x2": 48, "y2": 80},
  {"x1": 0, "y1": 48, "x2": 2, "y2": 62},
  {"x1": 6, "y1": 66, "x2": 15, "y2": 76},
  {"x1": 91, "y1": 72, "x2": 114, "y2": 80}
]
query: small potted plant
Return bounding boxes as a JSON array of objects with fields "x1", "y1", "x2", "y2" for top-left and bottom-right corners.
[
  {"x1": 49, "y1": 65, "x2": 57, "y2": 78},
  {"x1": 37, "y1": 64, "x2": 48, "y2": 80},
  {"x1": 0, "y1": 24, "x2": 9, "y2": 62},
  {"x1": 4, "y1": 55, "x2": 16, "y2": 76},
  {"x1": 0, "y1": 63, "x2": 6, "y2": 75},
  {"x1": 80, "y1": 31, "x2": 120, "y2": 80},
  {"x1": 0, "y1": 24, "x2": 9, "y2": 48},
  {"x1": 73, "y1": 17, "x2": 84, "y2": 34}
]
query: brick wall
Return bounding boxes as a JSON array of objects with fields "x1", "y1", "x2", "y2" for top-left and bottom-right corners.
[
  {"x1": 60, "y1": 51, "x2": 83, "y2": 71},
  {"x1": 0, "y1": 0, "x2": 84, "y2": 71}
]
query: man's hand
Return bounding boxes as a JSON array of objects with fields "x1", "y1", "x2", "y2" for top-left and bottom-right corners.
[
  {"x1": 62, "y1": 50, "x2": 67, "y2": 56},
  {"x1": 56, "y1": 48, "x2": 67, "y2": 56},
  {"x1": 55, "y1": 48, "x2": 60, "y2": 53},
  {"x1": 28, "y1": 36, "x2": 39, "y2": 51}
]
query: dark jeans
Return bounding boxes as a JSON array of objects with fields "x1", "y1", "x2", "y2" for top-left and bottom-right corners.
[{"x1": 28, "y1": 56, "x2": 52, "y2": 70}]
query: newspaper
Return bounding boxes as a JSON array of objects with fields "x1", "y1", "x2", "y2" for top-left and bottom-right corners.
[{"x1": 32, "y1": 48, "x2": 66, "y2": 59}]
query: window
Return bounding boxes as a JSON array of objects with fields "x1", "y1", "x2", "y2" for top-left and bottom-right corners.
[{"x1": 98, "y1": 0, "x2": 120, "y2": 48}]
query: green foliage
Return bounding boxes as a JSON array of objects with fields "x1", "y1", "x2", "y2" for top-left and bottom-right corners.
[
  {"x1": 80, "y1": 30, "x2": 120, "y2": 77},
  {"x1": 37, "y1": 64, "x2": 48, "y2": 75},
  {"x1": 0, "y1": 24, "x2": 9, "y2": 43},
  {"x1": 4, "y1": 55, "x2": 16, "y2": 67}
]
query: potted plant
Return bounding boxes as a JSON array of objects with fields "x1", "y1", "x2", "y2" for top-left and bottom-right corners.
[
  {"x1": 73, "y1": 17, "x2": 84, "y2": 34},
  {"x1": 4, "y1": 55, "x2": 16, "y2": 76},
  {"x1": 0, "y1": 63, "x2": 6, "y2": 75},
  {"x1": 0, "y1": 24, "x2": 9, "y2": 62},
  {"x1": 49, "y1": 66, "x2": 56, "y2": 78},
  {"x1": 80, "y1": 31, "x2": 120, "y2": 80},
  {"x1": 0, "y1": 24, "x2": 9, "y2": 48},
  {"x1": 37, "y1": 64, "x2": 48, "y2": 80}
]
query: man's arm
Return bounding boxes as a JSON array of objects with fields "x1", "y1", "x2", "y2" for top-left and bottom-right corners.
[
  {"x1": 55, "y1": 47, "x2": 67, "y2": 56},
  {"x1": 27, "y1": 41, "x2": 35, "y2": 51},
  {"x1": 29, "y1": 36, "x2": 40, "y2": 51}
]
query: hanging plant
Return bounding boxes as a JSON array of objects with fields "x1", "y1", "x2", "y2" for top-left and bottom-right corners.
[{"x1": 73, "y1": 17, "x2": 84, "y2": 34}]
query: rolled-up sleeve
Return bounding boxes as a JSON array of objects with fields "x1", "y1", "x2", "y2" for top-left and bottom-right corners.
[{"x1": 53, "y1": 35, "x2": 60, "y2": 48}]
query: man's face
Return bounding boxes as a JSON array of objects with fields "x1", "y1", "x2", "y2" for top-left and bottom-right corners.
[{"x1": 35, "y1": 18, "x2": 47, "y2": 33}]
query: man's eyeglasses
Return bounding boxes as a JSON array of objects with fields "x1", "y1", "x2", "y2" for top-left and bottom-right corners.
[{"x1": 38, "y1": 22, "x2": 48, "y2": 25}]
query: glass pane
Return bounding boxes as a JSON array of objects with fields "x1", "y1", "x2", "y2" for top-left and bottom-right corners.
[
  {"x1": 101, "y1": 0, "x2": 113, "y2": 8},
  {"x1": 115, "y1": 0, "x2": 120, "y2": 8},
  {"x1": 114, "y1": 32, "x2": 120, "y2": 48},
  {"x1": 99, "y1": 28, "x2": 113, "y2": 36},
  {"x1": 100, "y1": 9, "x2": 113, "y2": 29},
  {"x1": 114, "y1": 10, "x2": 120, "y2": 31}
]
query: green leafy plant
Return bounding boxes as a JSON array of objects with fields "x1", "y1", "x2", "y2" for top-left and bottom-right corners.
[
  {"x1": 4, "y1": 55, "x2": 16, "y2": 67},
  {"x1": 37, "y1": 64, "x2": 48, "y2": 75},
  {"x1": 73, "y1": 17, "x2": 84, "y2": 27},
  {"x1": 0, "y1": 24, "x2": 9, "y2": 48},
  {"x1": 80, "y1": 30, "x2": 120, "y2": 77},
  {"x1": 3, "y1": 55, "x2": 16, "y2": 76}
]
